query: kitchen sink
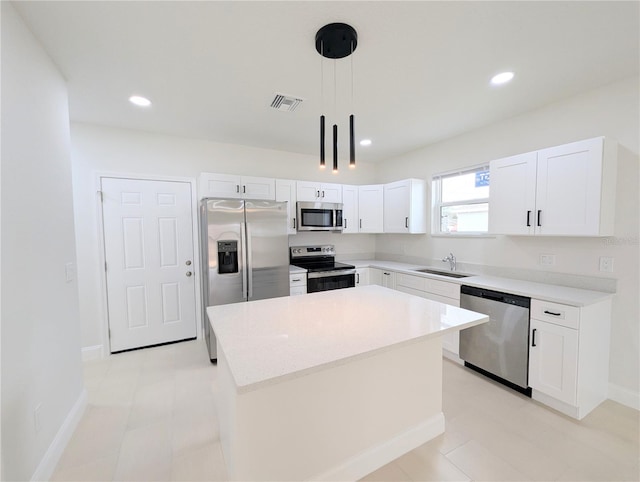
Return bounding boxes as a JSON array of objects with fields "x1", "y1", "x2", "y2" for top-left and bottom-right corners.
[{"x1": 413, "y1": 268, "x2": 470, "y2": 278}]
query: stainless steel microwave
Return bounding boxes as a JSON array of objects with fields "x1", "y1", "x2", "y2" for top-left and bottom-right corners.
[{"x1": 296, "y1": 202, "x2": 343, "y2": 232}]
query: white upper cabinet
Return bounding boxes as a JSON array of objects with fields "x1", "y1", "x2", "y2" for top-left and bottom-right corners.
[
  {"x1": 383, "y1": 179, "x2": 427, "y2": 233},
  {"x1": 535, "y1": 138, "x2": 616, "y2": 236},
  {"x1": 358, "y1": 185, "x2": 384, "y2": 233},
  {"x1": 489, "y1": 137, "x2": 617, "y2": 236},
  {"x1": 296, "y1": 181, "x2": 342, "y2": 203},
  {"x1": 199, "y1": 173, "x2": 276, "y2": 200},
  {"x1": 275, "y1": 179, "x2": 297, "y2": 235},
  {"x1": 488, "y1": 152, "x2": 538, "y2": 235},
  {"x1": 341, "y1": 185, "x2": 359, "y2": 233}
]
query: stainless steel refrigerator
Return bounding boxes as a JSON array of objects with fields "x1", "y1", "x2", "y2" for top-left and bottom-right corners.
[{"x1": 200, "y1": 198, "x2": 290, "y2": 361}]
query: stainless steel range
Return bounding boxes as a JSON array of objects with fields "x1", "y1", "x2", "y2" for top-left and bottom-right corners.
[{"x1": 290, "y1": 245, "x2": 356, "y2": 293}]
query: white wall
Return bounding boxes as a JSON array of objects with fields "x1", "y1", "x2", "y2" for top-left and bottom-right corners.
[
  {"x1": 70, "y1": 124, "x2": 377, "y2": 350},
  {"x1": 375, "y1": 76, "x2": 640, "y2": 407},
  {"x1": 1, "y1": 3, "x2": 85, "y2": 480}
]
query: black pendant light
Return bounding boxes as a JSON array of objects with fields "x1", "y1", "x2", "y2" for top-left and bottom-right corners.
[
  {"x1": 320, "y1": 115, "x2": 325, "y2": 169},
  {"x1": 316, "y1": 23, "x2": 358, "y2": 173}
]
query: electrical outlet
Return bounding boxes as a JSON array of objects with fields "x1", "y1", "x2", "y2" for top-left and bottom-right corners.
[
  {"x1": 540, "y1": 254, "x2": 556, "y2": 266},
  {"x1": 65, "y1": 262, "x2": 75, "y2": 282},
  {"x1": 34, "y1": 403, "x2": 42, "y2": 433},
  {"x1": 599, "y1": 257, "x2": 614, "y2": 272}
]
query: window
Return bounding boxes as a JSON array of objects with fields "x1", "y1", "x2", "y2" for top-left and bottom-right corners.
[{"x1": 432, "y1": 165, "x2": 490, "y2": 235}]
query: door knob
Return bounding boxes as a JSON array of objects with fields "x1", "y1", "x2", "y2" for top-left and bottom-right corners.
[
  {"x1": 186, "y1": 271, "x2": 192, "y2": 277},
  {"x1": 185, "y1": 260, "x2": 192, "y2": 266}
]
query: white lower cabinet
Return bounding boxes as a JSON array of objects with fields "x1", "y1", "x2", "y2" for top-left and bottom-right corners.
[
  {"x1": 355, "y1": 268, "x2": 369, "y2": 287},
  {"x1": 395, "y1": 273, "x2": 461, "y2": 360},
  {"x1": 369, "y1": 268, "x2": 395, "y2": 289},
  {"x1": 528, "y1": 298, "x2": 611, "y2": 420},
  {"x1": 289, "y1": 273, "x2": 307, "y2": 296},
  {"x1": 529, "y1": 318, "x2": 578, "y2": 405}
]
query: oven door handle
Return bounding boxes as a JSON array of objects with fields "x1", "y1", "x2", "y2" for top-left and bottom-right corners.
[{"x1": 307, "y1": 268, "x2": 356, "y2": 279}]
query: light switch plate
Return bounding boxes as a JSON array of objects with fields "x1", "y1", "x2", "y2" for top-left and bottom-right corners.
[{"x1": 599, "y1": 257, "x2": 614, "y2": 272}]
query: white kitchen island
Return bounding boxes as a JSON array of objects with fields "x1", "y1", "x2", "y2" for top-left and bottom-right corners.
[{"x1": 207, "y1": 285, "x2": 488, "y2": 481}]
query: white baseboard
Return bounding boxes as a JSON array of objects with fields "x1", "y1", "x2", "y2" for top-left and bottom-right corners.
[
  {"x1": 30, "y1": 389, "x2": 88, "y2": 482},
  {"x1": 312, "y1": 412, "x2": 445, "y2": 482},
  {"x1": 81, "y1": 344, "x2": 103, "y2": 362},
  {"x1": 609, "y1": 383, "x2": 640, "y2": 411}
]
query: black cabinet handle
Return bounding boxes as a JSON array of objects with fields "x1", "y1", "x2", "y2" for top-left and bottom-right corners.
[
  {"x1": 243, "y1": 185, "x2": 246, "y2": 194},
  {"x1": 526, "y1": 210, "x2": 531, "y2": 227},
  {"x1": 236, "y1": 185, "x2": 240, "y2": 193},
  {"x1": 543, "y1": 310, "x2": 561, "y2": 316},
  {"x1": 316, "y1": 190, "x2": 320, "y2": 198},
  {"x1": 405, "y1": 217, "x2": 409, "y2": 228},
  {"x1": 359, "y1": 219, "x2": 362, "y2": 229},
  {"x1": 344, "y1": 219, "x2": 347, "y2": 229},
  {"x1": 322, "y1": 190, "x2": 325, "y2": 198},
  {"x1": 293, "y1": 217, "x2": 296, "y2": 229},
  {"x1": 356, "y1": 273, "x2": 360, "y2": 284},
  {"x1": 537, "y1": 210, "x2": 542, "y2": 227},
  {"x1": 532, "y1": 328, "x2": 537, "y2": 347}
]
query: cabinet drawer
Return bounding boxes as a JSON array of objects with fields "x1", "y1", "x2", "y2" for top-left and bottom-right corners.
[
  {"x1": 425, "y1": 279, "x2": 460, "y2": 300},
  {"x1": 289, "y1": 274, "x2": 307, "y2": 287},
  {"x1": 396, "y1": 273, "x2": 427, "y2": 291},
  {"x1": 290, "y1": 286, "x2": 307, "y2": 296},
  {"x1": 531, "y1": 299, "x2": 579, "y2": 329}
]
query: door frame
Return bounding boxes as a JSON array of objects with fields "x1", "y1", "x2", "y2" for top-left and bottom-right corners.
[{"x1": 95, "y1": 171, "x2": 202, "y2": 357}]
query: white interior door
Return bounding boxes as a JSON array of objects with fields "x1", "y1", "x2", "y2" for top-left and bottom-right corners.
[{"x1": 101, "y1": 177, "x2": 197, "y2": 352}]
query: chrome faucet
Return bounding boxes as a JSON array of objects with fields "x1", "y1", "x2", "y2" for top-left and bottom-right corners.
[{"x1": 442, "y1": 252, "x2": 456, "y2": 271}]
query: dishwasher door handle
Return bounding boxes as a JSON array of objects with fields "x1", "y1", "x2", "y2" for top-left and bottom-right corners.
[{"x1": 482, "y1": 293, "x2": 504, "y2": 302}]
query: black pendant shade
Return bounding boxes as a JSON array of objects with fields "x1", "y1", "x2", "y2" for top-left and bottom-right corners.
[
  {"x1": 332, "y1": 124, "x2": 338, "y2": 173},
  {"x1": 349, "y1": 114, "x2": 355, "y2": 168},
  {"x1": 320, "y1": 115, "x2": 325, "y2": 169},
  {"x1": 316, "y1": 23, "x2": 358, "y2": 172}
]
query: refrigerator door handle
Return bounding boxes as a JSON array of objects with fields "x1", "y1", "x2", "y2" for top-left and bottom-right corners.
[
  {"x1": 240, "y1": 222, "x2": 248, "y2": 301},
  {"x1": 246, "y1": 223, "x2": 253, "y2": 300}
]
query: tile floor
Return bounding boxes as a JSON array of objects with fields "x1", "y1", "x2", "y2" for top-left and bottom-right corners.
[{"x1": 52, "y1": 339, "x2": 639, "y2": 481}]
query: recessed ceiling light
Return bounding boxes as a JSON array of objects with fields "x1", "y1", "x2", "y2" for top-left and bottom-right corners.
[
  {"x1": 490, "y1": 72, "x2": 514, "y2": 85},
  {"x1": 129, "y1": 95, "x2": 152, "y2": 107},
  {"x1": 360, "y1": 139, "x2": 372, "y2": 146}
]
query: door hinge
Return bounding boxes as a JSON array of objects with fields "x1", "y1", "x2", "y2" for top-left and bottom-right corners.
[{"x1": 97, "y1": 190, "x2": 103, "y2": 202}]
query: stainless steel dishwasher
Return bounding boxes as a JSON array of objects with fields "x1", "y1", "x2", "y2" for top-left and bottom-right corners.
[{"x1": 459, "y1": 285, "x2": 532, "y2": 396}]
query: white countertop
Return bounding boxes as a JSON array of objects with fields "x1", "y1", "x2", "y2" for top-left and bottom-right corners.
[
  {"x1": 346, "y1": 259, "x2": 613, "y2": 306},
  {"x1": 208, "y1": 285, "x2": 488, "y2": 393}
]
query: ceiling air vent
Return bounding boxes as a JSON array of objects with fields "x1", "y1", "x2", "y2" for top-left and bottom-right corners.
[{"x1": 271, "y1": 94, "x2": 303, "y2": 112}]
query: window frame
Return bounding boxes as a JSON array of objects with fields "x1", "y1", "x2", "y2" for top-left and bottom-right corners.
[{"x1": 431, "y1": 164, "x2": 491, "y2": 236}]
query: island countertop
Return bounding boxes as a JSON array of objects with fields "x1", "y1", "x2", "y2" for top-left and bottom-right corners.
[{"x1": 207, "y1": 285, "x2": 488, "y2": 393}]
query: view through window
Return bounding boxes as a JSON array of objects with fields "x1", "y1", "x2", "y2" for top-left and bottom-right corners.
[{"x1": 432, "y1": 165, "x2": 490, "y2": 234}]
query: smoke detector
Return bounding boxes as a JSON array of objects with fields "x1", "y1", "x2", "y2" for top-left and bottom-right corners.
[{"x1": 270, "y1": 93, "x2": 303, "y2": 112}]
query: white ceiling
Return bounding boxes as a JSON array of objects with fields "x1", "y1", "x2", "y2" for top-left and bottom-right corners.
[{"x1": 13, "y1": 1, "x2": 640, "y2": 163}]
